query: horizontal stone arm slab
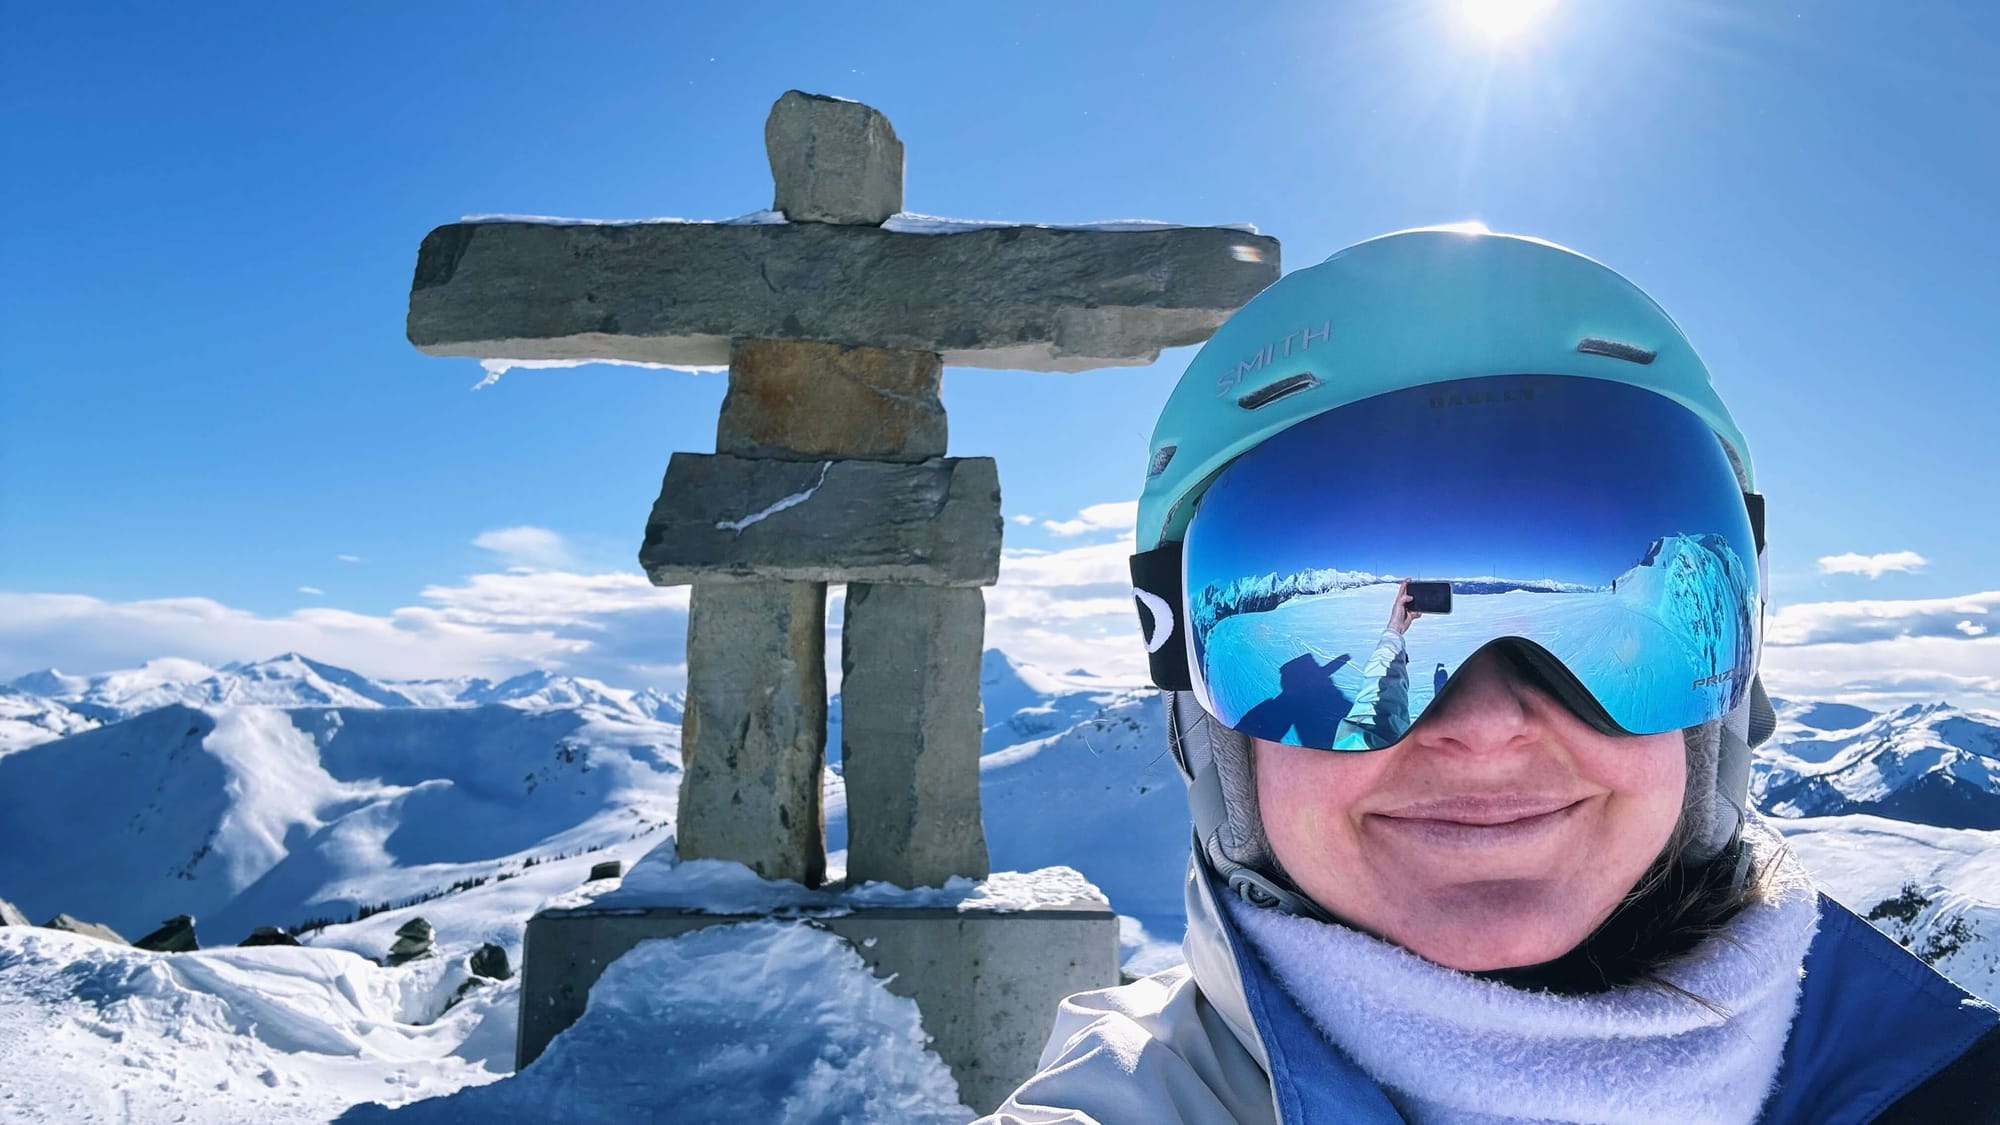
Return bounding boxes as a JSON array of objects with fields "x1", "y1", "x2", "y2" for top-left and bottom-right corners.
[
  {"x1": 408, "y1": 221, "x2": 1279, "y2": 372},
  {"x1": 640, "y1": 453, "x2": 1002, "y2": 586}
]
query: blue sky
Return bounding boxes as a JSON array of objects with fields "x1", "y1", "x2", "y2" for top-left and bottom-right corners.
[{"x1": 3, "y1": 1, "x2": 1996, "y2": 708}]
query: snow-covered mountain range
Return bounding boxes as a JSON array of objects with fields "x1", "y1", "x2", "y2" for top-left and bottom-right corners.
[
  {"x1": 3, "y1": 653, "x2": 681, "y2": 736},
  {"x1": 1755, "y1": 696, "x2": 2000, "y2": 828},
  {"x1": 1, "y1": 652, "x2": 1996, "y2": 1121}
]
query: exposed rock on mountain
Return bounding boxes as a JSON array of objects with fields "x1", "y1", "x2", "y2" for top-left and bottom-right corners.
[
  {"x1": 470, "y1": 942, "x2": 512, "y2": 981},
  {"x1": 41, "y1": 913, "x2": 127, "y2": 944},
  {"x1": 388, "y1": 917, "x2": 435, "y2": 966},
  {"x1": 134, "y1": 913, "x2": 199, "y2": 952}
]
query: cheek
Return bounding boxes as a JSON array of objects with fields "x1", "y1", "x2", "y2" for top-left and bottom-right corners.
[
  {"x1": 1626, "y1": 732, "x2": 1687, "y2": 801},
  {"x1": 1589, "y1": 731, "x2": 1689, "y2": 837},
  {"x1": 1254, "y1": 742, "x2": 1391, "y2": 853}
]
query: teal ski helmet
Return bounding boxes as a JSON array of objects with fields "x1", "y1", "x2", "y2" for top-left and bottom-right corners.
[
  {"x1": 1140, "y1": 227, "x2": 1755, "y2": 550},
  {"x1": 1139, "y1": 227, "x2": 1777, "y2": 910}
]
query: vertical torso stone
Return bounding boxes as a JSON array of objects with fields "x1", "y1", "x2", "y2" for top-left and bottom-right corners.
[
  {"x1": 841, "y1": 583, "x2": 991, "y2": 886},
  {"x1": 717, "y1": 339, "x2": 944, "y2": 463},
  {"x1": 679, "y1": 580, "x2": 829, "y2": 886}
]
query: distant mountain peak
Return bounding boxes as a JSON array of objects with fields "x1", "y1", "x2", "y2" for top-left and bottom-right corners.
[{"x1": 1757, "y1": 700, "x2": 2000, "y2": 830}]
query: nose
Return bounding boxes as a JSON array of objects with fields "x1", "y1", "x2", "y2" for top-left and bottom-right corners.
[{"x1": 1406, "y1": 644, "x2": 1546, "y2": 757}]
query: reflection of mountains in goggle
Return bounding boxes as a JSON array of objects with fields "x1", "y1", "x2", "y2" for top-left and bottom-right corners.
[
  {"x1": 1186, "y1": 535, "x2": 1759, "y2": 749},
  {"x1": 1188, "y1": 530, "x2": 1755, "y2": 641}
]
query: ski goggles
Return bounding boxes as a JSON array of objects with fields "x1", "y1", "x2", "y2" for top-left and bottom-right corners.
[{"x1": 1130, "y1": 373, "x2": 1765, "y2": 751}]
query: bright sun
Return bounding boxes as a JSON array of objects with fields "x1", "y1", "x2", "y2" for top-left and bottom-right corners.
[{"x1": 1460, "y1": 0, "x2": 1558, "y2": 41}]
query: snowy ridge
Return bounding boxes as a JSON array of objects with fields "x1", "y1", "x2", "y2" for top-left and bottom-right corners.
[
  {"x1": 0, "y1": 692, "x2": 682, "y2": 945},
  {"x1": 1755, "y1": 698, "x2": 2000, "y2": 828},
  {"x1": 5, "y1": 653, "x2": 673, "y2": 735},
  {"x1": 1775, "y1": 815, "x2": 2000, "y2": 1005},
  {"x1": 0, "y1": 686, "x2": 97, "y2": 757}
]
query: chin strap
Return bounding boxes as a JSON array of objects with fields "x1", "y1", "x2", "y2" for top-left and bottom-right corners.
[
  {"x1": 1166, "y1": 690, "x2": 1332, "y2": 921},
  {"x1": 1702, "y1": 672, "x2": 1776, "y2": 888}
]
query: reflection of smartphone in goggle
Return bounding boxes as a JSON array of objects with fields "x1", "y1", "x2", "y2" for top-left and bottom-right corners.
[{"x1": 1406, "y1": 581, "x2": 1452, "y2": 615}]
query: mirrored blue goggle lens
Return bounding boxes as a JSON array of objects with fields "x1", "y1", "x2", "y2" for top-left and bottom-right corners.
[{"x1": 1183, "y1": 374, "x2": 1760, "y2": 751}]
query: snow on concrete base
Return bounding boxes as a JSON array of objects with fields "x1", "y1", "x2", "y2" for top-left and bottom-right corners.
[
  {"x1": 340, "y1": 920, "x2": 972, "y2": 1124},
  {"x1": 0, "y1": 928, "x2": 509, "y2": 1124},
  {"x1": 547, "y1": 836, "x2": 1107, "y2": 917}
]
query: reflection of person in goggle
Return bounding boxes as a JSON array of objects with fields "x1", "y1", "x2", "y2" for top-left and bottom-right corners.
[
  {"x1": 1334, "y1": 579, "x2": 1421, "y2": 751},
  {"x1": 987, "y1": 228, "x2": 1997, "y2": 1123}
]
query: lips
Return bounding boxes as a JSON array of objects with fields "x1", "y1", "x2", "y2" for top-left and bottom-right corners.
[{"x1": 1368, "y1": 796, "x2": 1589, "y2": 848}]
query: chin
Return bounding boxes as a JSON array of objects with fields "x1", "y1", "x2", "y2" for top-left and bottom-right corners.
[{"x1": 1384, "y1": 882, "x2": 1599, "y2": 972}]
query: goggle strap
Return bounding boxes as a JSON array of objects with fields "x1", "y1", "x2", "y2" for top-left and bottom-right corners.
[
  {"x1": 1130, "y1": 543, "x2": 1194, "y2": 691},
  {"x1": 1745, "y1": 491, "x2": 1766, "y2": 555}
]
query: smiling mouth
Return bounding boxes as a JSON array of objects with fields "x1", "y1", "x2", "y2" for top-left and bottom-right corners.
[{"x1": 1370, "y1": 798, "x2": 1589, "y2": 848}]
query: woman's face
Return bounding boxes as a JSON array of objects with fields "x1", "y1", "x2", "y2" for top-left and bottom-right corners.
[{"x1": 1253, "y1": 646, "x2": 1686, "y2": 971}]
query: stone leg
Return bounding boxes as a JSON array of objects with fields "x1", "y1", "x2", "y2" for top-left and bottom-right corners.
[
  {"x1": 841, "y1": 583, "x2": 989, "y2": 887},
  {"x1": 677, "y1": 579, "x2": 828, "y2": 886}
]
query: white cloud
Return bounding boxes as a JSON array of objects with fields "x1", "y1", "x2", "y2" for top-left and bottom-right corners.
[
  {"x1": 985, "y1": 518, "x2": 1149, "y2": 683},
  {"x1": 1815, "y1": 550, "x2": 1927, "y2": 579},
  {"x1": 420, "y1": 569, "x2": 689, "y2": 628},
  {"x1": 1759, "y1": 633, "x2": 2000, "y2": 713},
  {"x1": 298, "y1": 586, "x2": 324, "y2": 596},
  {"x1": 337, "y1": 554, "x2": 362, "y2": 564},
  {"x1": 0, "y1": 498, "x2": 1157, "y2": 697},
  {"x1": 1041, "y1": 501, "x2": 1138, "y2": 539},
  {"x1": 0, "y1": 567, "x2": 694, "y2": 691},
  {"x1": 1753, "y1": 588, "x2": 2000, "y2": 712},
  {"x1": 1009, "y1": 514, "x2": 1036, "y2": 526},
  {"x1": 472, "y1": 526, "x2": 575, "y2": 570},
  {"x1": 1764, "y1": 590, "x2": 1998, "y2": 646}
]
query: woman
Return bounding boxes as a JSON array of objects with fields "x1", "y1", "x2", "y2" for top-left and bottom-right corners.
[{"x1": 983, "y1": 229, "x2": 1998, "y2": 1124}]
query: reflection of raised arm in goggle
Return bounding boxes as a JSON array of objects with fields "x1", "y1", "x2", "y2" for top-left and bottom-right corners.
[{"x1": 1335, "y1": 582, "x2": 1419, "y2": 750}]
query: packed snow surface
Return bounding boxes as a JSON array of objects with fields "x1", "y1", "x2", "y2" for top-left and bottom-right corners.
[
  {"x1": 338, "y1": 921, "x2": 972, "y2": 1124},
  {"x1": 0, "y1": 927, "x2": 512, "y2": 1124}
]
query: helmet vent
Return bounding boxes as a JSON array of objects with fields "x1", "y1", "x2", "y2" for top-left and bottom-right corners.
[
  {"x1": 1147, "y1": 444, "x2": 1178, "y2": 478},
  {"x1": 1236, "y1": 372, "x2": 1321, "y2": 411},
  {"x1": 1577, "y1": 337, "x2": 1657, "y2": 365}
]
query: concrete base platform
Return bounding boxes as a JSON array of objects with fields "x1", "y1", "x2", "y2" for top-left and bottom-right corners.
[{"x1": 517, "y1": 894, "x2": 1120, "y2": 1113}]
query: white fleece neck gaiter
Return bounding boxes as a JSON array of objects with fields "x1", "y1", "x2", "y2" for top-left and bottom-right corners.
[{"x1": 1225, "y1": 826, "x2": 1821, "y2": 1125}]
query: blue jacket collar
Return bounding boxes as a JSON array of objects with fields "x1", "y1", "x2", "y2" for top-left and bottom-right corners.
[{"x1": 1761, "y1": 894, "x2": 1998, "y2": 1124}]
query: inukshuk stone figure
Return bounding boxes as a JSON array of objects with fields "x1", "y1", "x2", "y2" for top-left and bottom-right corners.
[{"x1": 407, "y1": 90, "x2": 1278, "y2": 890}]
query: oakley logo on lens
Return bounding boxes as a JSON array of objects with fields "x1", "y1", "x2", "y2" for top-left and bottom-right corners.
[
  {"x1": 1133, "y1": 588, "x2": 1176, "y2": 654},
  {"x1": 1429, "y1": 385, "x2": 1538, "y2": 409}
]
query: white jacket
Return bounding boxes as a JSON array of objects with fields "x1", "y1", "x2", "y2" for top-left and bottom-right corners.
[{"x1": 978, "y1": 856, "x2": 1296, "y2": 1124}]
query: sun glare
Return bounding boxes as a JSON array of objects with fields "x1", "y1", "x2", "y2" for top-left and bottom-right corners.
[{"x1": 1460, "y1": 0, "x2": 1558, "y2": 42}]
